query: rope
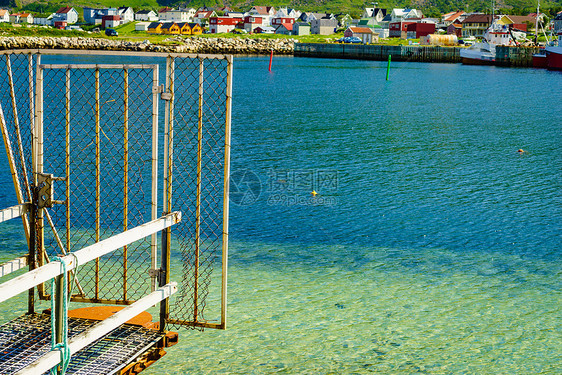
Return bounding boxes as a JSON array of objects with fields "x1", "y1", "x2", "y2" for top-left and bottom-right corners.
[{"x1": 50, "y1": 256, "x2": 71, "y2": 375}]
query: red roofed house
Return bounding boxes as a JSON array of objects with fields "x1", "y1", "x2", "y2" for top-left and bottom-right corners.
[
  {"x1": 248, "y1": 6, "x2": 275, "y2": 26},
  {"x1": 441, "y1": 11, "x2": 466, "y2": 26},
  {"x1": 344, "y1": 26, "x2": 376, "y2": 43},
  {"x1": 209, "y1": 17, "x2": 243, "y2": 33},
  {"x1": 243, "y1": 15, "x2": 262, "y2": 33},
  {"x1": 19, "y1": 12, "x2": 34, "y2": 24},
  {"x1": 102, "y1": 15, "x2": 122, "y2": 28},
  {"x1": 275, "y1": 22, "x2": 293, "y2": 35},
  {"x1": 0, "y1": 9, "x2": 9, "y2": 23},
  {"x1": 53, "y1": 6, "x2": 79, "y2": 24}
]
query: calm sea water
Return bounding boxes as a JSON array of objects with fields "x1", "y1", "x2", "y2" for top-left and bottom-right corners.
[{"x1": 1, "y1": 56, "x2": 561, "y2": 373}]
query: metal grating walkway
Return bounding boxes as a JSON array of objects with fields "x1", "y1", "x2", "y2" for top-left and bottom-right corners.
[{"x1": 0, "y1": 313, "x2": 164, "y2": 374}]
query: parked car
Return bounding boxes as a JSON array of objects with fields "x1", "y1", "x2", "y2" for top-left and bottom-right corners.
[
  {"x1": 335, "y1": 36, "x2": 362, "y2": 44},
  {"x1": 345, "y1": 37, "x2": 362, "y2": 44},
  {"x1": 105, "y1": 28, "x2": 118, "y2": 37}
]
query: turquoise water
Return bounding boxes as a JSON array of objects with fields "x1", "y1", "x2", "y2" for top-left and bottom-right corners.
[{"x1": 1, "y1": 56, "x2": 562, "y2": 373}]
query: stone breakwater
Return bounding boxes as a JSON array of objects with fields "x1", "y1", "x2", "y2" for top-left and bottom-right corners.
[{"x1": 0, "y1": 36, "x2": 296, "y2": 54}]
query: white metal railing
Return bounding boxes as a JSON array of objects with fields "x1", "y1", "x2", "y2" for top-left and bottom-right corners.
[
  {"x1": 14, "y1": 282, "x2": 177, "y2": 375},
  {"x1": 0, "y1": 211, "x2": 181, "y2": 304},
  {"x1": 0, "y1": 210, "x2": 181, "y2": 374}
]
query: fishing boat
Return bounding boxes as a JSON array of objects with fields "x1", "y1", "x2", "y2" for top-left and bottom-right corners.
[
  {"x1": 460, "y1": 18, "x2": 523, "y2": 65},
  {"x1": 545, "y1": 32, "x2": 562, "y2": 70}
]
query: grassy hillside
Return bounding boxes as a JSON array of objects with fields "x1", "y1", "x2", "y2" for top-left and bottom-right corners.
[{"x1": 5, "y1": 0, "x2": 562, "y2": 19}]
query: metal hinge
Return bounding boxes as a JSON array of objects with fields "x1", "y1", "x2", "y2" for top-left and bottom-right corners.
[
  {"x1": 149, "y1": 268, "x2": 166, "y2": 286},
  {"x1": 154, "y1": 84, "x2": 172, "y2": 101},
  {"x1": 36, "y1": 173, "x2": 65, "y2": 208}
]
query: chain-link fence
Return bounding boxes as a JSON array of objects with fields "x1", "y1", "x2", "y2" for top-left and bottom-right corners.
[{"x1": 0, "y1": 50, "x2": 231, "y2": 330}]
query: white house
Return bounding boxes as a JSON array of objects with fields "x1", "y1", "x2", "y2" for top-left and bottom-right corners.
[
  {"x1": 362, "y1": 8, "x2": 387, "y2": 23},
  {"x1": 0, "y1": 9, "x2": 9, "y2": 23},
  {"x1": 248, "y1": 6, "x2": 275, "y2": 26},
  {"x1": 390, "y1": 8, "x2": 423, "y2": 22},
  {"x1": 34, "y1": 14, "x2": 54, "y2": 26},
  {"x1": 193, "y1": 10, "x2": 217, "y2": 25},
  {"x1": 135, "y1": 10, "x2": 158, "y2": 22},
  {"x1": 118, "y1": 7, "x2": 134, "y2": 23},
  {"x1": 135, "y1": 22, "x2": 150, "y2": 31},
  {"x1": 54, "y1": 7, "x2": 79, "y2": 24},
  {"x1": 159, "y1": 9, "x2": 190, "y2": 22}
]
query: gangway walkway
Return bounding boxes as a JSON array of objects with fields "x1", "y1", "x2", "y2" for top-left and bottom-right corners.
[{"x1": 0, "y1": 50, "x2": 232, "y2": 374}]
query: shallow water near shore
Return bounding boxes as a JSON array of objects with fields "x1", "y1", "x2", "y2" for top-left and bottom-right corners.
[{"x1": 1, "y1": 56, "x2": 561, "y2": 373}]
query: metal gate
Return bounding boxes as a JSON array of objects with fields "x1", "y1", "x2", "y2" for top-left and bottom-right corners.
[{"x1": 0, "y1": 50, "x2": 231, "y2": 331}]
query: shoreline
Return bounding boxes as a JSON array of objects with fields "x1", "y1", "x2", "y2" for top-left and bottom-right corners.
[
  {"x1": 0, "y1": 36, "x2": 296, "y2": 55},
  {"x1": 0, "y1": 36, "x2": 542, "y2": 67}
]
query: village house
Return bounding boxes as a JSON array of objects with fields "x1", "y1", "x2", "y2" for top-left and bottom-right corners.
[
  {"x1": 248, "y1": 6, "x2": 275, "y2": 26},
  {"x1": 271, "y1": 17, "x2": 295, "y2": 27},
  {"x1": 19, "y1": 12, "x2": 33, "y2": 24},
  {"x1": 159, "y1": 8, "x2": 191, "y2": 23},
  {"x1": 406, "y1": 22, "x2": 435, "y2": 39},
  {"x1": 53, "y1": 7, "x2": 78, "y2": 24},
  {"x1": 253, "y1": 26, "x2": 275, "y2": 34},
  {"x1": 0, "y1": 9, "x2": 9, "y2": 23},
  {"x1": 147, "y1": 21, "x2": 163, "y2": 33},
  {"x1": 243, "y1": 15, "x2": 262, "y2": 33},
  {"x1": 135, "y1": 10, "x2": 158, "y2": 22},
  {"x1": 390, "y1": 8, "x2": 423, "y2": 23},
  {"x1": 555, "y1": 12, "x2": 562, "y2": 33},
  {"x1": 293, "y1": 22, "x2": 310, "y2": 36},
  {"x1": 497, "y1": 15, "x2": 537, "y2": 32},
  {"x1": 389, "y1": 19, "x2": 418, "y2": 38},
  {"x1": 84, "y1": 7, "x2": 118, "y2": 24},
  {"x1": 447, "y1": 23, "x2": 462, "y2": 37},
  {"x1": 102, "y1": 15, "x2": 121, "y2": 29},
  {"x1": 441, "y1": 11, "x2": 466, "y2": 26},
  {"x1": 209, "y1": 16, "x2": 242, "y2": 33},
  {"x1": 193, "y1": 10, "x2": 217, "y2": 26},
  {"x1": 461, "y1": 14, "x2": 492, "y2": 38},
  {"x1": 9, "y1": 13, "x2": 20, "y2": 23},
  {"x1": 310, "y1": 17, "x2": 338, "y2": 35},
  {"x1": 135, "y1": 22, "x2": 150, "y2": 31},
  {"x1": 275, "y1": 22, "x2": 293, "y2": 35},
  {"x1": 161, "y1": 22, "x2": 180, "y2": 34},
  {"x1": 275, "y1": 7, "x2": 301, "y2": 19},
  {"x1": 362, "y1": 7, "x2": 387, "y2": 23},
  {"x1": 118, "y1": 7, "x2": 134, "y2": 24},
  {"x1": 344, "y1": 26, "x2": 376, "y2": 43}
]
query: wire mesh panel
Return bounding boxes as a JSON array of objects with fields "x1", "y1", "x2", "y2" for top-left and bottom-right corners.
[
  {"x1": 0, "y1": 50, "x2": 231, "y2": 331},
  {"x1": 36, "y1": 63, "x2": 159, "y2": 304},
  {"x1": 0, "y1": 313, "x2": 163, "y2": 375},
  {"x1": 163, "y1": 55, "x2": 231, "y2": 330}
]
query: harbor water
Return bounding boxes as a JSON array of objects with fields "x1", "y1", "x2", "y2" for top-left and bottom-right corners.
[{"x1": 1, "y1": 56, "x2": 561, "y2": 373}]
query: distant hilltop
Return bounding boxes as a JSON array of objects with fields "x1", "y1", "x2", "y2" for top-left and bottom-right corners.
[{"x1": 5, "y1": 0, "x2": 562, "y2": 18}]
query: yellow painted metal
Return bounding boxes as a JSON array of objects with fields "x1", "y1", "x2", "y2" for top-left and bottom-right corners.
[
  {"x1": 194, "y1": 58, "x2": 204, "y2": 322},
  {"x1": 221, "y1": 55, "x2": 233, "y2": 329},
  {"x1": 123, "y1": 68, "x2": 129, "y2": 302},
  {"x1": 95, "y1": 67, "x2": 100, "y2": 301}
]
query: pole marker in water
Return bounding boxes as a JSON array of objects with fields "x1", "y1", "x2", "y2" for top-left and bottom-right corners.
[{"x1": 269, "y1": 49, "x2": 273, "y2": 72}]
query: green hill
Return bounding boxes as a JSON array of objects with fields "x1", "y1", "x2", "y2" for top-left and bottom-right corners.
[{"x1": 5, "y1": 0, "x2": 562, "y2": 20}]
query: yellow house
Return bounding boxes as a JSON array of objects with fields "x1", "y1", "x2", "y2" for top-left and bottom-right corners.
[
  {"x1": 161, "y1": 22, "x2": 180, "y2": 34},
  {"x1": 189, "y1": 23, "x2": 202, "y2": 35},
  {"x1": 147, "y1": 22, "x2": 163, "y2": 34},
  {"x1": 177, "y1": 22, "x2": 203, "y2": 35}
]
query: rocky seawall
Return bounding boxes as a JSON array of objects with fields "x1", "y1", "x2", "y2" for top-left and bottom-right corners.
[{"x1": 0, "y1": 36, "x2": 296, "y2": 54}]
